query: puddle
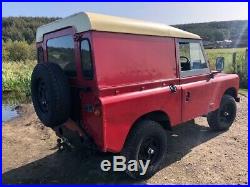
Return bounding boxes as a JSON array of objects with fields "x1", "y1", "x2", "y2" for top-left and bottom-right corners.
[
  {"x1": 2, "y1": 93, "x2": 31, "y2": 122},
  {"x1": 2, "y1": 104, "x2": 20, "y2": 122}
]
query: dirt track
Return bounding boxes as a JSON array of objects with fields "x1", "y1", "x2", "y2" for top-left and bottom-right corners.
[{"x1": 2, "y1": 94, "x2": 248, "y2": 184}]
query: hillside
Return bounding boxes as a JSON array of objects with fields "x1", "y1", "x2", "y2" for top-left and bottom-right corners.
[
  {"x1": 2, "y1": 17, "x2": 248, "y2": 48},
  {"x1": 174, "y1": 20, "x2": 248, "y2": 48}
]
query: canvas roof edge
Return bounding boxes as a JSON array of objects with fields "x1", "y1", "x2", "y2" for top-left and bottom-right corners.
[{"x1": 36, "y1": 12, "x2": 201, "y2": 42}]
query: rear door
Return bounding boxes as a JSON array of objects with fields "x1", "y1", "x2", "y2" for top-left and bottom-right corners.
[
  {"x1": 44, "y1": 28, "x2": 82, "y2": 121},
  {"x1": 177, "y1": 39, "x2": 214, "y2": 122}
]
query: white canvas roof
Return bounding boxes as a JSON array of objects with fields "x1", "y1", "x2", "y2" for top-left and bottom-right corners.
[{"x1": 36, "y1": 12, "x2": 201, "y2": 42}]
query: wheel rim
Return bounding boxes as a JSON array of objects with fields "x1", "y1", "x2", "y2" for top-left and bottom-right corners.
[
  {"x1": 138, "y1": 136, "x2": 160, "y2": 166},
  {"x1": 37, "y1": 79, "x2": 49, "y2": 113},
  {"x1": 219, "y1": 103, "x2": 234, "y2": 124}
]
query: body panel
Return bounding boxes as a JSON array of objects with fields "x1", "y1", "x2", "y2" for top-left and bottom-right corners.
[
  {"x1": 100, "y1": 84, "x2": 182, "y2": 152},
  {"x1": 92, "y1": 31, "x2": 178, "y2": 88},
  {"x1": 210, "y1": 73, "x2": 239, "y2": 110},
  {"x1": 90, "y1": 31, "x2": 182, "y2": 152}
]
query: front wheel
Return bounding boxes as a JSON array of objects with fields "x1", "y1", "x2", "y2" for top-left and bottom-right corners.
[
  {"x1": 207, "y1": 95, "x2": 237, "y2": 131},
  {"x1": 121, "y1": 120, "x2": 168, "y2": 179}
]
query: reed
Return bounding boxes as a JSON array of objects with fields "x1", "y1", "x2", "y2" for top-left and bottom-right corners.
[{"x1": 2, "y1": 60, "x2": 36, "y2": 95}]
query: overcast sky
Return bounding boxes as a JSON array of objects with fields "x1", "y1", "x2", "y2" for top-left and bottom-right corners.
[{"x1": 2, "y1": 2, "x2": 248, "y2": 25}]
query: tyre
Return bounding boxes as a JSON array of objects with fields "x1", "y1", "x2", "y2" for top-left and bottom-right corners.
[
  {"x1": 207, "y1": 95, "x2": 237, "y2": 131},
  {"x1": 121, "y1": 120, "x2": 168, "y2": 179},
  {"x1": 31, "y1": 63, "x2": 71, "y2": 128}
]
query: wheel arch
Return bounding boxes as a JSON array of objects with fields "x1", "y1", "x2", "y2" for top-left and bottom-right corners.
[
  {"x1": 130, "y1": 110, "x2": 172, "y2": 134},
  {"x1": 121, "y1": 110, "x2": 171, "y2": 151},
  {"x1": 224, "y1": 87, "x2": 237, "y2": 100}
]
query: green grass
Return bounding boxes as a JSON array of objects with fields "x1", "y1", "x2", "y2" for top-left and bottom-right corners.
[
  {"x1": 2, "y1": 60, "x2": 36, "y2": 95},
  {"x1": 205, "y1": 48, "x2": 247, "y2": 73},
  {"x1": 205, "y1": 48, "x2": 248, "y2": 88}
]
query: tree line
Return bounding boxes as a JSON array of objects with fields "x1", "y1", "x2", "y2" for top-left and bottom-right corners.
[
  {"x1": 2, "y1": 17, "x2": 59, "y2": 62},
  {"x1": 2, "y1": 17, "x2": 248, "y2": 62},
  {"x1": 3, "y1": 17, "x2": 59, "y2": 44},
  {"x1": 175, "y1": 20, "x2": 248, "y2": 47}
]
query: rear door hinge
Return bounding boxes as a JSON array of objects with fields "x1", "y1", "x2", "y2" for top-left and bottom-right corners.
[{"x1": 74, "y1": 33, "x2": 81, "y2": 41}]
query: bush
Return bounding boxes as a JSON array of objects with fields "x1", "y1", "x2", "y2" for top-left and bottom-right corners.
[
  {"x1": 2, "y1": 60, "x2": 36, "y2": 95},
  {"x1": 2, "y1": 40, "x2": 36, "y2": 62},
  {"x1": 2, "y1": 40, "x2": 9, "y2": 61}
]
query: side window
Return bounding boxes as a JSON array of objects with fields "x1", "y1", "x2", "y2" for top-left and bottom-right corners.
[
  {"x1": 81, "y1": 39, "x2": 93, "y2": 79},
  {"x1": 179, "y1": 41, "x2": 208, "y2": 73},
  {"x1": 47, "y1": 35, "x2": 76, "y2": 77}
]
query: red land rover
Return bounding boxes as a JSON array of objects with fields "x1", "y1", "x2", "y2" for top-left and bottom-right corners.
[{"x1": 32, "y1": 12, "x2": 240, "y2": 179}]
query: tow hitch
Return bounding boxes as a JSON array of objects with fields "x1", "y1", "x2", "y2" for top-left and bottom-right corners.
[
  {"x1": 235, "y1": 97, "x2": 240, "y2": 102},
  {"x1": 57, "y1": 137, "x2": 74, "y2": 151}
]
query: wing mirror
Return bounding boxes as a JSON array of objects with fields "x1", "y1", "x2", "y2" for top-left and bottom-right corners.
[{"x1": 215, "y1": 57, "x2": 225, "y2": 72}]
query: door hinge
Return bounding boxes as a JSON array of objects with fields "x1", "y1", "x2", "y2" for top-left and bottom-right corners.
[{"x1": 74, "y1": 33, "x2": 81, "y2": 41}]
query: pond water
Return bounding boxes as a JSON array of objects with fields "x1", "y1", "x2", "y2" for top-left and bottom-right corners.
[
  {"x1": 2, "y1": 104, "x2": 19, "y2": 122},
  {"x1": 2, "y1": 93, "x2": 31, "y2": 122}
]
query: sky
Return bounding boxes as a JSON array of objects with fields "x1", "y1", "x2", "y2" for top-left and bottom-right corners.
[{"x1": 2, "y1": 2, "x2": 248, "y2": 25}]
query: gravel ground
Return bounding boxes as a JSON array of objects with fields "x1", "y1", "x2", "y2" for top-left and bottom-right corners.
[{"x1": 2, "y1": 94, "x2": 248, "y2": 184}]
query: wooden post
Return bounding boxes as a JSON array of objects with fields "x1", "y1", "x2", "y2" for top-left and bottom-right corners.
[
  {"x1": 232, "y1": 52, "x2": 237, "y2": 73},
  {"x1": 244, "y1": 48, "x2": 248, "y2": 77}
]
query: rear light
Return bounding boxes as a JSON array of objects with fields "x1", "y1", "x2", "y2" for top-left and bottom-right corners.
[
  {"x1": 94, "y1": 99, "x2": 102, "y2": 117},
  {"x1": 83, "y1": 99, "x2": 102, "y2": 116},
  {"x1": 94, "y1": 107, "x2": 102, "y2": 116}
]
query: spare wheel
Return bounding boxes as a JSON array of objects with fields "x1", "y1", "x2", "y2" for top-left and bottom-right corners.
[{"x1": 31, "y1": 62, "x2": 71, "y2": 128}]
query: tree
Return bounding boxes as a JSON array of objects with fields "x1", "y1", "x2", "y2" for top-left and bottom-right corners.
[{"x1": 213, "y1": 30, "x2": 224, "y2": 41}]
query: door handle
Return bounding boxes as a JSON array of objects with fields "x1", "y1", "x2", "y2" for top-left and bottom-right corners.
[
  {"x1": 186, "y1": 91, "x2": 191, "y2": 101},
  {"x1": 169, "y1": 84, "x2": 177, "y2": 93}
]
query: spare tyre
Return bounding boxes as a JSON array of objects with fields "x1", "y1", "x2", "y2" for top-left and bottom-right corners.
[{"x1": 31, "y1": 62, "x2": 71, "y2": 128}]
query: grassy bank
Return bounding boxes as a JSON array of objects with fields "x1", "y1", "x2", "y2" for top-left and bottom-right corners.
[{"x1": 2, "y1": 61, "x2": 36, "y2": 95}]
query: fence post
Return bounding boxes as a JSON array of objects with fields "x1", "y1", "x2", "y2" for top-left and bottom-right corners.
[
  {"x1": 232, "y1": 52, "x2": 237, "y2": 73},
  {"x1": 244, "y1": 48, "x2": 248, "y2": 77}
]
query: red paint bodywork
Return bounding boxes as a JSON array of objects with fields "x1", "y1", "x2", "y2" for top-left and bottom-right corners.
[{"x1": 39, "y1": 28, "x2": 239, "y2": 153}]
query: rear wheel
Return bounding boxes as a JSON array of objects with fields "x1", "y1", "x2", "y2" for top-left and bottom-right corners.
[
  {"x1": 122, "y1": 120, "x2": 168, "y2": 179},
  {"x1": 207, "y1": 95, "x2": 236, "y2": 131}
]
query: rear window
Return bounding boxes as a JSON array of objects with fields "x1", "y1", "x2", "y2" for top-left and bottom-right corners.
[
  {"x1": 47, "y1": 35, "x2": 76, "y2": 77},
  {"x1": 81, "y1": 39, "x2": 93, "y2": 79}
]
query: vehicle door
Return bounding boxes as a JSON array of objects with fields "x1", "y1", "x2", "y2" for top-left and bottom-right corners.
[
  {"x1": 177, "y1": 39, "x2": 214, "y2": 122},
  {"x1": 44, "y1": 28, "x2": 82, "y2": 121}
]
